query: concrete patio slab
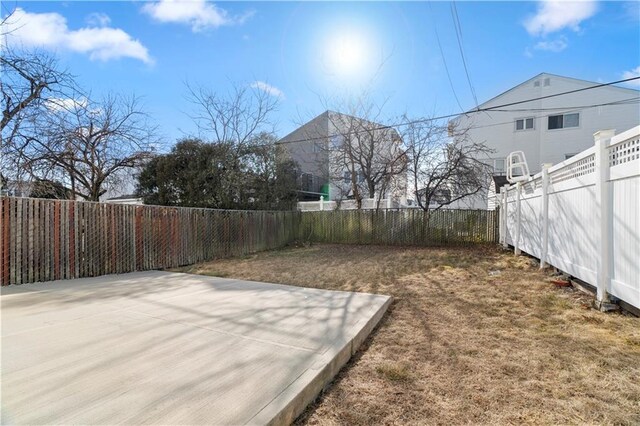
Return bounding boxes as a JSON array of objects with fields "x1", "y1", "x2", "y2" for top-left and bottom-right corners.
[{"x1": 1, "y1": 271, "x2": 391, "y2": 425}]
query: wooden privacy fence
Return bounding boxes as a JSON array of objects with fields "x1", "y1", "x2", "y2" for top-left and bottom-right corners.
[
  {"x1": 0, "y1": 197, "x2": 300, "y2": 285},
  {"x1": 1, "y1": 198, "x2": 498, "y2": 286},
  {"x1": 300, "y1": 209, "x2": 499, "y2": 246}
]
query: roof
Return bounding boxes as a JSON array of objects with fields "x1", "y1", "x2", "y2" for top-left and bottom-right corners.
[
  {"x1": 491, "y1": 175, "x2": 510, "y2": 191},
  {"x1": 107, "y1": 194, "x2": 140, "y2": 200},
  {"x1": 276, "y1": 111, "x2": 329, "y2": 144},
  {"x1": 467, "y1": 72, "x2": 639, "y2": 113},
  {"x1": 277, "y1": 110, "x2": 398, "y2": 144}
]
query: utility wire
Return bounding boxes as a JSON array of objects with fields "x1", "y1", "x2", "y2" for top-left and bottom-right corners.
[
  {"x1": 450, "y1": 1, "x2": 478, "y2": 106},
  {"x1": 486, "y1": 96, "x2": 640, "y2": 112},
  {"x1": 272, "y1": 76, "x2": 640, "y2": 146},
  {"x1": 428, "y1": 1, "x2": 465, "y2": 112},
  {"x1": 458, "y1": 97, "x2": 640, "y2": 131}
]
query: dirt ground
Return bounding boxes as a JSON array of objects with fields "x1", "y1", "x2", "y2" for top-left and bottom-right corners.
[{"x1": 176, "y1": 244, "x2": 640, "y2": 425}]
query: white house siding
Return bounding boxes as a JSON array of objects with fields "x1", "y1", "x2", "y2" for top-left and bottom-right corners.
[{"x1": 454, "y1": 73, "x2": 639, "y2": 209}]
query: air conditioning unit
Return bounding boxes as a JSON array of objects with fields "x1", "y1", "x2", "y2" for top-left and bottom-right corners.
[{"x1": 506, "y1": 151, "x2": 530, "y2": 183}]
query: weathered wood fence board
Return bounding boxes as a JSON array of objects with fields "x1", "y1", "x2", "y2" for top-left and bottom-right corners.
[
  {"x1": 0, "y1": 197, "x2": 300, "y2": 285},
  {"x1": 1, "y1": 197, "x2": 498, "y2": 286},
  {"x1": 300, "y1": 209, "x2": 498, "y2": 246}
]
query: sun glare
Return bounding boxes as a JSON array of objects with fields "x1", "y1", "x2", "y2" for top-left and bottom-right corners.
[{"x1": 323, "y1": 31, "x2": 370, "y2": 78}]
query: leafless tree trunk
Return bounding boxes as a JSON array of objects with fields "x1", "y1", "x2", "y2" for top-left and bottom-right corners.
[
  {"x1": 324, "y1": 95, "x2": 407, "y2": 209},
  {"x1": 22, "y1": 94, "x2": 157, "y2": 201},
  {"x1": 403, "y1": 116, "x2": 493, "y2": 211}
]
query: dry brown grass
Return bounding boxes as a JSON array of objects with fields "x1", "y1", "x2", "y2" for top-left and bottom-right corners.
[{"x1": 176, "y1": 244, "x2": 640, "y2": 425}]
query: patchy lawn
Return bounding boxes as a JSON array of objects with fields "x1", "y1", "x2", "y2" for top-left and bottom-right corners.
[{"x1": 175, "y1": 244, "x2": 640, "y2": 425}]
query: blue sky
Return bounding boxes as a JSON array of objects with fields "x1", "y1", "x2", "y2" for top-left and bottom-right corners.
[{"x1": 4, "y1": 1, "x2": 639, "y2": 146}]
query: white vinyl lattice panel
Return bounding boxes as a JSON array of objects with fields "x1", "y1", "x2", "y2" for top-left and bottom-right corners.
[
  {"x1": 608, "y1": 136, "x2": 640, "y2": 167},
  {"x1": 550, "y1": 154, "x2": 595, "y2": 184}
]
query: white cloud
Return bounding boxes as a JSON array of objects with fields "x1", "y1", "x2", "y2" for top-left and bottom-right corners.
[
  {"x1": 86, "y1": 12, "x2": 111, "y2": 27},
  {"x1": 534, "y1": 36, "x2": 568, "y2": 52},
  {"x1": 250, "y1": 81, "x2": 284, "y2": 99},
  {"x1": 142, "y1": 0, "x2": 254, "y2": 32},
  {"x1": 524, "y1": 0, "x2": 598, "y2": 36},
  {"x1": 3, "y1": 8, "x2": 152, "y2": 64},
  {"x1": 45, "y1": 97, "x2": 88, "y2": 112},
  {"x1": 622, "y1": 66, "x2": 640, "y2": 87}
]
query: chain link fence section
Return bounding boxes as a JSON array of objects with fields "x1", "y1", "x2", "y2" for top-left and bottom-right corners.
[
  {"x1": 300, "y1": 208, "x2": 499, "y2": 247},
  {"x1": 0, "y1": 197, "x2": 301, "y2": 286}
]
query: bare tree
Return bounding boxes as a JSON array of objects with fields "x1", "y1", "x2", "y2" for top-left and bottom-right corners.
[
  {"x1": 1, "y1": 47, "x2": 76, "y2": 143},
  {"x1": 185, "y1": 81, "x2": 278, "y2": 146},
  {"x1": 403, "y1": 117, "x2": 492, "y2": 211},
  {"x1": 0, "y1": 36, "x2": 79, "y2": 192},
  {"x1": 23, "y1": 94, "x2": 157, "y2": 201},
  {"x1": 325, "y1": 97, "x2": 407, "y2": 209},
  {"x1": 180, "y1": 81, "x2": 290, "y2": 207}
]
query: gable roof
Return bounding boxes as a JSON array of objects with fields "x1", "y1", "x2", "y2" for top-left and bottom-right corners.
[
  {"x1": 277, "y1": 110, "x2": 398, "y2": 144},
  {"x1": 276, "y1": 111, "x2": 329, "y2": 144},
  {"x1": 468, "y1": 72, "x2": 639, "y2": 113}
]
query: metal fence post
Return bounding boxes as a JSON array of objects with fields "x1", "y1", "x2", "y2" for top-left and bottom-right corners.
[
  {"x1": 514, "y1": 182, "x2": 521, "y2": 255},
  {"x1": 594, "y1": 129, "x2": 615, "y2": 304},
  {"x1": 540, "y1": 165, "x2": 550, "y2": 269}
]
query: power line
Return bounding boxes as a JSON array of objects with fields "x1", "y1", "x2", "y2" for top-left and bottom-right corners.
[
  {"x1": 461, "y1": 97, "x2": 640, "y2": 131},
  {"x1": 486, "y1": 96, "x2": 640, "y2": 113},
  {"x1": 450, "y1": 1, "x2": 478, "y2": 106},
  {"x1": 428, "y1": 1, "x2": 465, "y2": 112},
  {"x1": 466, "y1": 77, "x2": 640, "y2": 111},
  {"x1": 273, "y1": 76, "x2": 640, "y2": 146}
]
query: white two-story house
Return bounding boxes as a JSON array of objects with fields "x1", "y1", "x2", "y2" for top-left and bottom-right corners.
[{"x1": 452, "y1": 72, "x2": 639, "y2": 209}]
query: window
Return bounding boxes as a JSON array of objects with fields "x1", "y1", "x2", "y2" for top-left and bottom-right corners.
[
  {"x1": 515, "y1": 117, "x2": 534, "y2": 131},
  {"x1": 564, "y1": 113, "x2": 579, "y2": 127},
  {"x1": 548, "y1": 113, "x2": 579, "y2": 130},
  {"x1": 330, "y1": 135, "x2": 343, "y2": 149},
  {"x1": 494, "y1": 159, "x2": 505, "y2": 174},
  {"x1": 525, "y1": 118, "x2": 534, "y2": 129},
  {"x1": 343, "y1": 171, "x2": 350, "y2": 183},
  {"x1": 515, "y1": 120, "x2": 524, "y2": 131}
]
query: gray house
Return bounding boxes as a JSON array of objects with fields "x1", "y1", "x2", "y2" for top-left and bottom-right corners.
[{"x1": 278, "y1": 111, "x2": 407, "y2": 203}]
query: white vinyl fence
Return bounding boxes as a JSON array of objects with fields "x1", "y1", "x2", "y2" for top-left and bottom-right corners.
[
  {"x1": 298, "y1": 197, "x2": 401, "y2": 211},
  {"x1": 499, "y1": 126, "x2": 639, "y2": 310}
]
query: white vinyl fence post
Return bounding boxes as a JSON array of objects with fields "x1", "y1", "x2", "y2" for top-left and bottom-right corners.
[
  {"x1": 540, "y1": 164, "x2": 551, "y2": 269},
  {"x1": 514, "y1": 182, "x2": 522, "y2": 255},
  {"x1": 499, "y1": 186, "x2": 505, "y2": 245},
  {"x1": 594, "y1": 129, "x2": 615, "y2": 304},
  {"x1": 502, "y1": 184, "x2": 509, "y2": 249},
  {"x1": 319, "y1": 195, "x2": 324, "y2": 211}
]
